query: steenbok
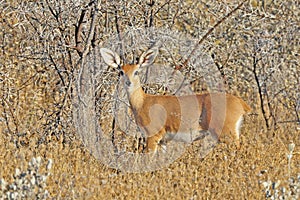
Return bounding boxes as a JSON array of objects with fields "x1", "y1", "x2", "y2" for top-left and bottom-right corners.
[{"x1": 100, "y1": 47, "x2": 251, "y2": 152}]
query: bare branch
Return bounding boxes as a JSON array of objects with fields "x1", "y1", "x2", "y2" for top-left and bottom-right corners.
[
  {"x1": 251, "y1": 48, "x2": 271, "y2": 129},
  {"x1": 176, "y1": 0, "x2": 247, "y2": 70},
  {"x1": 74, "y1": 9, "x2": 87, "y2": 56}
]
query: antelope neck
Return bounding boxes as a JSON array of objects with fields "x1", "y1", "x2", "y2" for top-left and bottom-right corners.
[{"x1": 128, "y1": 86, "x2": 145, "y2": 110}]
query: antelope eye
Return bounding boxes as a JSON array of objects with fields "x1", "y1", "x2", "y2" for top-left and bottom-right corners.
[
  {"x1": 134, "y1": 71, "x2": 139, "y2": 76},
  {"x1": 120, "y1": 70, "x2": 124, "y2": 76}
]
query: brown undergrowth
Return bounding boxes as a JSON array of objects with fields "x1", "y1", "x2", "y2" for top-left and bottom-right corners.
[{"x1": 0, "y1": 117, "x2": 299, "y2": 199}]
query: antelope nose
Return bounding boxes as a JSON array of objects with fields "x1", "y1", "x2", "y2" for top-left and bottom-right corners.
[{"x1": 125, "y1": 80, "x2": 131, "y2": 87}]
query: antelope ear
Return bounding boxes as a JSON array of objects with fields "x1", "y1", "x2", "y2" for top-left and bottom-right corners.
[
  {"x1": 138, "y1": 47, "x2": 158, "y2": 68},
  {"x1": 100, "y1": 48, "x2": 121, "y2": 68}
]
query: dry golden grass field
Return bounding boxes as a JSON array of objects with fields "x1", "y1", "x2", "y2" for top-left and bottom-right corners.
[{"x1": 0, "y1": 0, "x2": 299, "y2": 199}]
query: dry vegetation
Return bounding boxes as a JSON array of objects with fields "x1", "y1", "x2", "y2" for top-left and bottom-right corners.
[{"x1": 0, "y1": 0, "x2": 299, "y2": 199}]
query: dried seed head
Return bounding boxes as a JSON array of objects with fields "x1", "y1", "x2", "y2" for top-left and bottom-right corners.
[
  {"x1": 15, "y1": 168, "x2": 20, "y2": 177},
  {"x1": 288, "y1": 142, "x2": 295, "y2": 152},
  {"x1": 46, "y1": 159, "x2": 53, "y2": 170}
]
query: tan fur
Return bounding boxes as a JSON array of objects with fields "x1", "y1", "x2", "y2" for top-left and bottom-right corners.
[{"x1": 100, "y1": 47, "x2": 251, "y2": 152}]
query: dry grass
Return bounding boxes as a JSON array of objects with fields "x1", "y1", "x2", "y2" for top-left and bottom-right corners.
[{"x1": 1, "y1": 118, "x2": 299, "y2": 199}]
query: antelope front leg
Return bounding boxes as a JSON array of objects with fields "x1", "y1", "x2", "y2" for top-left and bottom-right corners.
[{"x1": 145, "y1": 131, "x2": 164, "y2": 153}]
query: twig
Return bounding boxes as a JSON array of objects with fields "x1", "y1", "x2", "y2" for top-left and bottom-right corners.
[
  {"x1": 49, "y1": 54, "x2": 66, "y2": 87},
  {"x1": 264, "y1": 85, "x2": 276, "y2": 127},
  {"x1": 252, "y1": 49, "x2": 270, "y2": 129},
  {"x1": 276, "y1": 120, "x2": 300, "y2": 124},
  {"x1": 153, "y1": 0, "x2": 172, "y2": 16},
  {"x1": 1, "y1": 98, "x2": 18, "y2": 134},
  {"x1": 46, "y1": 0, "x2": 60, "y2": 23},
  {"x1": 295, "y1": 102, "x2": 300, "y2": 123},
  {"x1": 110, "y1": 6, "x2": 124, "y2": 153},
  {"x1": 148, "y1": 0, "x2": 155, "y2": 28},
  {"x1": 74, "y1": 9, "x2": 87, "y2": 56},
  {"x1": 114, "y1": 7, "x2": 124, "y2": 59},
  {"x1": 74, "y1": 1, "x2": 97, "y2": 56},
  {"x1": 76, "y1": 1, "x2": 99, "y2": 107}
]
